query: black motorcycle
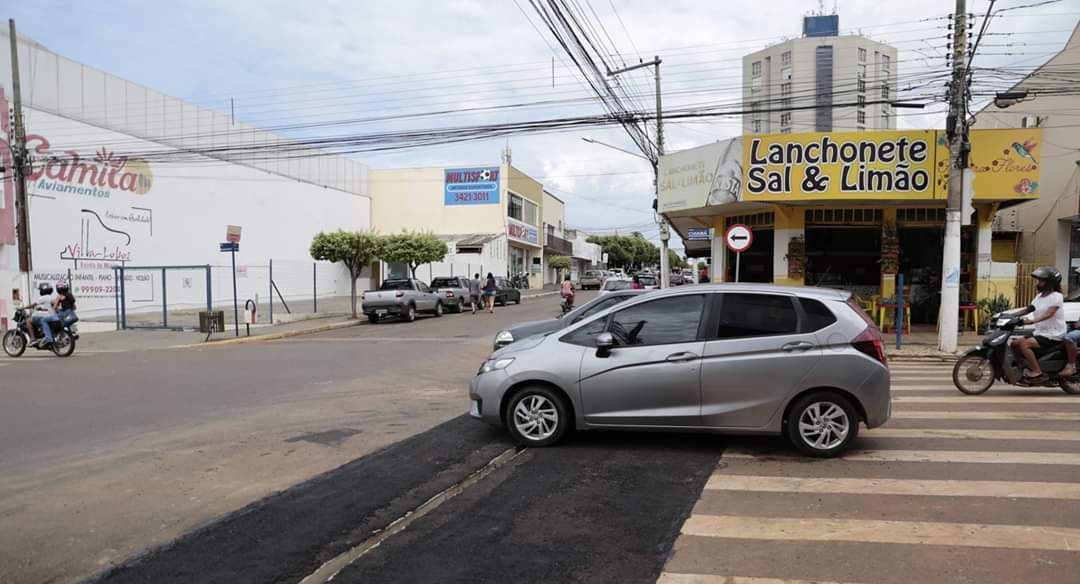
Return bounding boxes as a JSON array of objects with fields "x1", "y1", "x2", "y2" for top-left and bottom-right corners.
[
  {"x1": 952, "y1": 314, "x2": 1080, "y2": 395},
  {"x1": 2, "y1": 306, "x2": 77, "y2": 358}
]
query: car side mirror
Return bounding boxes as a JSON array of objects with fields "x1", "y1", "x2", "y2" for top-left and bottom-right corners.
[{"x1": 596, "y1": 332, "x2": 614, "y2": 357}]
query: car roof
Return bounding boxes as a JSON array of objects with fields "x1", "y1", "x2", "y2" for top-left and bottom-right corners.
[{"x1": 647, "y1": 283, "x2": 850, "y2": 300}]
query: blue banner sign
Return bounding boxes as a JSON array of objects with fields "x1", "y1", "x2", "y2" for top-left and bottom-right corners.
[
  {"x1": 687, "y1": 227, "x2": 712, "y2": 241},
  {"x1": 445, "y1": 166, "x2": 500, "y2": 205}
]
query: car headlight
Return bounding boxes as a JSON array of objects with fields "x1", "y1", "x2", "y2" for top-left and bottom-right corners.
[
  {"x1": 494, "y1": 330, "x2": 514, "y2": 346},
  {"x1": 478, "y1": 357, "x2": 515, "y2": 374}
]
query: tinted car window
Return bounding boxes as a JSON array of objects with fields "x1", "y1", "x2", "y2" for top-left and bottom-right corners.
[
  {"x1": 380, "y1": 280, "x2": 413, "y2": 290},
  {"x1": 716, "y1": 293, "x2": 798, "y2": 339},
  {"x1": 561, "y1": 316, "x2": 608, "y2": 346},
  {"x1": 431, "y1": 278, "x2": 459, "y2": 288},
  {"x1": 570, "y1": 296, "x2": 625, "y2": 323},
  {"x1": 608, "y1": 295, "x2": 705, "y2": 346},
  {"x1": 417, "y1": 281, "x2": 432, "y2": 293},
  {"x1": 637, "y1": 275, "x2": 658, "y2": 287},
  {"x1": 799, "y1": 297, "x2": 837, "y2": 332},
  {"x1": 604, "y1": 280, "x2": 631, "y2": 291}
]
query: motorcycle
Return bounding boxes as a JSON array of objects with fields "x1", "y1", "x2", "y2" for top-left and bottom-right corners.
[
  {"x1": 2, "y1": 304, "x2": 78, "y2": 358},
  {"x1": 952, "y1": 314, "x2": 1080, "y2": 395},
  {"x1": 560, "y1": 294, "x2": 575, "y2": 314}
]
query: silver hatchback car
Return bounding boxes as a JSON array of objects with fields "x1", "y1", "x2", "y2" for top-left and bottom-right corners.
[{"x1": 469, "y1": 284, "x2": 890, "y2": 457}]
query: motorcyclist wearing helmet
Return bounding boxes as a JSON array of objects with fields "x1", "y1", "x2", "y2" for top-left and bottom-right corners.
[
  {"x1": 1008, "y1": 267, "x2": 1067, "y2": 382},
  {"x1": 29, "y1": 282, "x2": 62, "y2": 347}
]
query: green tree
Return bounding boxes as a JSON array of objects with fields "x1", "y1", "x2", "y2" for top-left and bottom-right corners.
[
  {"x1": 667, "y1": 249, "x2": 688, "y2": 270},
  {"x1": 548, "y1": 255, "x2": 572, "y2": 280},
  {"x1": 381, "y1": 231, "x2": 448, "y2": 279},
  {"x1": 309, "y1": 230, "x2": 382, "y2": 318}
]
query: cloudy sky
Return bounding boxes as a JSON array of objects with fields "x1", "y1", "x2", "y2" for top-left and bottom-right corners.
[{"x1": 6, "y1": 0, "x2": 1077, "y2": 251}]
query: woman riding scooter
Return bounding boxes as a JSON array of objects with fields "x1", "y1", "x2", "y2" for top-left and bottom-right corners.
[{"x1": 1008, "y1": 266, "x2": 1067, "y2": 384}]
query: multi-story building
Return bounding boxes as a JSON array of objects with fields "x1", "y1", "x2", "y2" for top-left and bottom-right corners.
[
  {"x1": 742, "y1": 13, "x2": 897, "y2": 135},
  {"x1": 541, "y1": 190, "x2": 571, "y2": 286}
]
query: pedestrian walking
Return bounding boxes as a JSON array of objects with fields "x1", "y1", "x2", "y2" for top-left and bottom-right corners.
[
  {"x1": 483, "y1": 272, "x2": 497, "y2": 314},
  {"x1": 469, "y1": 273, "x2": 482, "y2": 315}
]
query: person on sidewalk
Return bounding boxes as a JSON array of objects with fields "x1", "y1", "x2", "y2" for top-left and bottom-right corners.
[
  {"x1": 482, "y1": 273, "x2": 497, "y2": 314},
  {"x1": 1009, "y1": 267, "x2": 1066, "y2": 382},
  {"x1": 469, "y1": 273, "x2": 482, "y2": 315}
]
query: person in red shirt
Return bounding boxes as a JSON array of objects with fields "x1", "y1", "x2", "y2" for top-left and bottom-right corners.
[{"x1": 560, "y1": 275, "x2": 576, "y2": 309}]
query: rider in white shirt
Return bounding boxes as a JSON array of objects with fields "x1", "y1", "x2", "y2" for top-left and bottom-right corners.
[{"x1": 1009, "y1": 267, "x2": 1066, "y2": 382}]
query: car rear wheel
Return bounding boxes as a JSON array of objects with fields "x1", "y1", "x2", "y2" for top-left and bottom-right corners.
[
  {"x1": 433, "y1": 302, "x2": 443, "y2": 317},
  {"x1": 368, "y1": 314, "x2": 380, "y2": 324},
  {"x1": 403, "y1": 304, "x2": 417, "y2": 322},
  {"x1": 785, "y1": 391, "x2": 859, "y2": 458},
  {"x1": 452, "y1": 299, "x2": 463, "y2": 313},
  {"x1": 505, "y1": 386, "x2": 570, "y2": 447},
  {"x1": 497, "y1": 295, "x2": 506, "y2": 307}
]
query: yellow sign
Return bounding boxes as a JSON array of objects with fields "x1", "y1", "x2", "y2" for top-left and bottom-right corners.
[
  {"x1": 743, "y1": 130, "x2": 940, "y2": 201},
  {"x1": 934, "y1": 128, "x2": 1042, "y2": 201}
]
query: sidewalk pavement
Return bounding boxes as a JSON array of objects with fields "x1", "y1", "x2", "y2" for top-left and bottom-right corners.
[
  {"x1": 883, "y1": 329, "x2": 976, "y2": 362},
  {"x1": 76, "y1": 316, "x2": 361, "y2": 353}
]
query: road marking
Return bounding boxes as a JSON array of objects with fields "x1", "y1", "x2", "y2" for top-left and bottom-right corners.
[
  {"x1": 723, "y1": 449, "x2": 1080, "y2": 465},
  {"x1": 680, "y1": 514, "x2": 1080, "y2": 551},
  {"x1": 895, "y1": 396, "x2": 1080, "y2": 404},
  {"x1": 864, "y1": 428, "x2": 1080, "y2": 441},
  {"x1": 704, "y1": 475, "x2": 1080, "y2": 500},
  {"x1": 893, "y1": 410, "x2": 1080, "y2": 421},
  {"x1": 659, "y1": 575, "x2": 864, "y2": 584}
]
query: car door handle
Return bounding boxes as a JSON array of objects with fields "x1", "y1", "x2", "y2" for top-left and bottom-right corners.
[
  {"x1": 781, "y1": 341, "x2": 815, "y2": 352},
  {"x1": 666, "y1": 351, "x2": 699, "y2": 362}
]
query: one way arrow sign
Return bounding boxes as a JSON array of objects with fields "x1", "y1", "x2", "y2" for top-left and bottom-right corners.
[{"x1": 724, "y1": 224, "x2": 753, "y2": 253}]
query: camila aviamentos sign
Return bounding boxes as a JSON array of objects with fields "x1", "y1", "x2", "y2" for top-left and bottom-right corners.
[{"x1": 744, "y1": 131, "x2": 936, "y2": 200}]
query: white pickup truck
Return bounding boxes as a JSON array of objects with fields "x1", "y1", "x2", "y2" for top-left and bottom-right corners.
[{"x1": 362, "y1": 279, "x2": 443, "y2": 323}]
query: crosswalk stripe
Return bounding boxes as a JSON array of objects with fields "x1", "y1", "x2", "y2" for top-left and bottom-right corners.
[
  {"x1": 893, "y1": 410, "x2": 1080, "y2": 421},
  {"x1": 680, "y1": 514, "x2": 1080, "y2": 552},
  {"x1": 895, "y1": 396, "x2": 1080, "y2": 403},
  {"x1": 723, "y1": 449, "x2": 1080, "y2": 465},
  {"x1": 864, "y1": 428, "x2": 1080, "y2": 441},
  {"x1": 704, "y1": 474, "x2": 1080, "y2": 499},
  {"x1": 659, "y1": 575, "x2": 863, "y2": 584}
]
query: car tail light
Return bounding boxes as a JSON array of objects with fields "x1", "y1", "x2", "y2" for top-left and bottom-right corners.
[
  {"x1": 446, "y1": 291, "x2": 454, "y2": 298},
  {"x1": 852, "y1": 327, "x2": 888, "y2": 366},
  {"x1": 395, "y1": 291, "x2": 405, "y2": 298}
]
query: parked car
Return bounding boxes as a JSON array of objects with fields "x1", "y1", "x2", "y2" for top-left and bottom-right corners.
[
  {"x1": 599, "y1": 278, "x2": 632, "y2": 296},
  {"x1": 362, "y1": 278, "x2": 443, "y2": 323},
  {"x1": 493, "y1": 276, "x2": 522, "y2": 306},
  {"x1": 431, "y1": 276, "x2": 471, "y2": 313},
  {"x1": 636, "y1": 274, "x2": 659, "y2": 289},
  {"x1": 579, "y1": 270, "x2": 606, "y2": 290},
  {"x1": 469, "y1": 284, "x2": 890, "y2": 458},
  {"x1": 493, "y1": 289, "x2": 648, "y2": 350}
]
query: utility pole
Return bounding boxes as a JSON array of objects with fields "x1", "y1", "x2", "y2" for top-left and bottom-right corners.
[
  {"x1": 608, "y1": 56, "x2": 670, "y2": 288},
  {"x1": 8, "y1": 19, "x2": 32, "y2": 278},
  {"x1": 939, "y1": 0, "x2": 968, "y2": 353}
]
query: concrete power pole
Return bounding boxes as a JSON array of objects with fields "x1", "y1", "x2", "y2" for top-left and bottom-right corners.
[
  {"x1": 939, "y1": 0, "x2": 968, "y2": 353},
  {"x1": 8, "y1": 19, "x2": 32, "y2": 277}
]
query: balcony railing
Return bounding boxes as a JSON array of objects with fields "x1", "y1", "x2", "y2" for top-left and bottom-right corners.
[{"x1": 544, "y1": 234, "x2": 573, "y2": 255}]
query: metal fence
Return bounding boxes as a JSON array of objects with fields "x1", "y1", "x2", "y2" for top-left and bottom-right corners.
[{"x1": 1015, "y1": 262, "x2": 1039, "y2": 307}]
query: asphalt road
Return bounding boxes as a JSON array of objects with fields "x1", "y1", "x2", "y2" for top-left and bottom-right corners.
[{"x1": 0, "y1": 290, "x2": 575, "y2": 584}]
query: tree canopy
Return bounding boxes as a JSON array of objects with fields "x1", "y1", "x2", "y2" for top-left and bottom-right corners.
[
  {"x1": 381, "y1": 231, "x2": 448, "y2": 278},
  {"x1": 309, "y1": 230, "x2": 382, "y2": 318},
  {"x1": 586, "y1": 233, "x2": 659, "y2": 270}
]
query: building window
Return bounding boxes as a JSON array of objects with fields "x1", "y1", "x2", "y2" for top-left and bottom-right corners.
[
  {"x1": 782, "y1": 98, "x2": 792, "y2": 111},
  {"x1": 524, "y1": 199, "x2": 538, "y2": 226},
  {"x1": 782, "y1": 51, "x2": 791, "y2": 66},
  {"x1": 857, "y1": 63, "x2": 867, "y2": 79},
  {"x1": 781, "y1": 65, "x2": 792, "y2": 81},
  {"x1": 752, "y1": 119, "x2": 763, "y2": 133},
  {"x1": 508, "y1": 194, "x2": 523, "y2": 221},
  {"x1": 751, "y1": 60, "x2": 761, "y2": 77},
  {"x1": 857, "y1": 79, "x2": 866, "y2": 93},
  {"x1": 857, "y1": 110, "x2": 866, "y2": 125},
  {"x1": 857, "y1": 94, "x2": 866, "y2": 108},
  {"x1": 814, "y1": 45, "x2": 834, "y2": 132},
  {"x1": 881, "y1": 108, "x2": 890, "y2": 127},
  {"x1": 881, "y1": 81, "x2": 889, "y2": 99},
  {"x1": 882, "y1": 54, "x2": 890, "y2": 71},
  {"x1": 781, "y1": 82, "x2": 792, "y2": 96},
  {"x1": 780, "y1": 112, "x2": 792, "y2": 126},
  {"x1": 751, "y1": 76, "x2": 762, "y2": 95},
  {"x1": 858, "y1": 47, "x2": 866, "y2": 62}
]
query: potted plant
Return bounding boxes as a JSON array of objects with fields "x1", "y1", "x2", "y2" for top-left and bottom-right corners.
[
  {"x1": 784, "y1": 235, "x2": 807, "y2": 279},
  {"x1": 879, "y1": 221, "x2": 899, "y2": 274}
]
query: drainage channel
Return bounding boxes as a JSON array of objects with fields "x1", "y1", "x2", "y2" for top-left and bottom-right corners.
[{"x1": 299, "y1": 446, "x2": 525, "y2": 583}]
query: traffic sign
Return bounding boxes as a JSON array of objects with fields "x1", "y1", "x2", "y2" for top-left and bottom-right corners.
[
  {"x1": 220, "y1": 242, "x2": 239, "y2": 252},
  {"x1": 724, "y1": 224, "x2": 753, "y2": 253},
  {"x1": 226, "y1": 225, "x2": 243, "y2": 243}
]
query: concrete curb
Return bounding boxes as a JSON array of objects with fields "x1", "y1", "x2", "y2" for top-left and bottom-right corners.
[
  {"x1": 887, "y1": 354, "x2": 958, "y2": 363},
  {"x1": 522, "y1": 291, "x2": 559, "y2": 299},
  {"x1": 172, "y1": 319, "x2": 362, "y2": 349}
]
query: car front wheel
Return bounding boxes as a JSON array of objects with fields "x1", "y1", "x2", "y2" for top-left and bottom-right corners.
[
  {"x1": 785, "y1": 391, "x2": 859, "y2": 458},
  {"x1": 505, "y1": 386, "x2": 570, "y2": 447}
]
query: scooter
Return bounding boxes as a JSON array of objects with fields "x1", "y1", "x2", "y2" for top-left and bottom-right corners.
[
  {"x1": 952, "y1": 314, "x2": 1080, "y2": 395},
  {"x1": 2, "y1": 305, "x2": 77, "y2": 358}
]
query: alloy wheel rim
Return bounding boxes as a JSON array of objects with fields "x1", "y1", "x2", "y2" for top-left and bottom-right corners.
[
  {"x1": 798, "y1": 401, "x2": 849, "y2": 450},
  {"x1": 513, "y1": 395, "x2": 558, "y2": 441}
]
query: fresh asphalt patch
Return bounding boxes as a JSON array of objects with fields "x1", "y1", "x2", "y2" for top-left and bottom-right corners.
[
  {"x1": 88, "y1": 418, "x2": 724, "y2": 584},
  {"x1": 88, "y1": 415, "x2": 514, "y2": 584},
  {"x1": 332, "y1": 430, "x2": 723, "y2": 584}
]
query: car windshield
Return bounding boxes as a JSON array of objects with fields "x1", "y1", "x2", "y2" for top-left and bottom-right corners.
[
  {"x1": 585, "y1": 271, "x2": 600, "y2": 277},
  {"x1": 380, "y1": 280, "x2": 413, "y2": 290},
  {"x1": 431, "y1": 278, "x2": 458, "y2": 288},
  {"x1": 604, "y1": 280, "x2": 631, "y2": 291},
  {"x1": 637, "y1": 276, "x2": 658, "y2": 286}
]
